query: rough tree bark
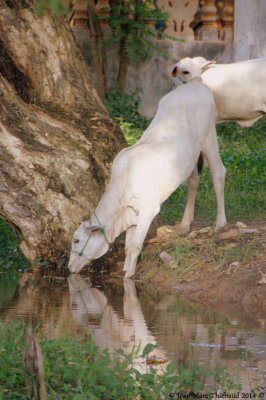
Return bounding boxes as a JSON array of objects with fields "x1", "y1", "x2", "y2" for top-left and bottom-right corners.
[{"x1": 0, "y1": 0, "x2": 126, "y2": 265}]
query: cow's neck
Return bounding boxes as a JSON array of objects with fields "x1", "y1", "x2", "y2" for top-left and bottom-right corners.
[{"x1": 93, "y1": 190, "x2": 124, "y2": 244}]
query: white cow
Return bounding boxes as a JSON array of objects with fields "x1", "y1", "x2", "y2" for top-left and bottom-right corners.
[
  {"x1": 68, "y1": 79, "x2": 226, "y2": 279},
  {"x1": 171, "y1": 57, "x2": 266, "y2": 127}
]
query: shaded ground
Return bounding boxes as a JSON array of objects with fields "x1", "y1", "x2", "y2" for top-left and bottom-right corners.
[{"x1": 110, "y1": 220, "x2": 266, "y2": 314}]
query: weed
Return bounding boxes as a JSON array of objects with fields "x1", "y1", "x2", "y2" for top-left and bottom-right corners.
[
  {"x1": 0, "y1": 320, "x2": 242, "y2": 399},
  {"x1": 117, "y1": 117, "x2": 143, "y2": 146},
  {"x1": 158, "y1": 230, "x2": 264, "y2": 281},
  {"x1": 0, "y1": 219, "x2": 28, "y2": 266},
  {"x1": 104, "y1": 88, "x2": 149, "y2": 131},
  {"x1": 0, "y1": 219, "x2": 29, "y2": 307},
  {"x1": 213, "y1": 238, "x2": 261, "y2": 266}
]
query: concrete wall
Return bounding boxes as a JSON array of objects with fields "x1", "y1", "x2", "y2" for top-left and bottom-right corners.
[
  {"x1": 156, "y1": 0, "x2": 199, "y2": 39},
  {"x1": 234, "y1": 0, "x2": 266, "y2": 60}
]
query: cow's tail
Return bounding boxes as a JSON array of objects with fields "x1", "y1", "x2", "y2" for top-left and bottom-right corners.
[{"x1": 197, "y1": 152, "x2": 204, "y2": 174}]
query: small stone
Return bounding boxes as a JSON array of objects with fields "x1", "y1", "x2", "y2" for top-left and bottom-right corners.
[
  {"x1": 238, "y1": 228, "x2": 258, "y2": 234},
  {"x1": 159, "y1": 251, "x2": 173, "y2": 265},
  {"x1": 208, "y1": 228, "x2": 214, "y2": 236},
  {"x1": 224, "y1": 242, "x2": 238, "y2": 248},
  {"x1": 199, "y1": 226, "x2": 212, "y2": 234},
  {"x1": 236, "y1": 221, "x2": 247, "y2": 228},
  {"x1": 226, "y1": 261, "x2": 240, "y2": 275},
  {"x1": 229, "y1": 261, "x2": 240, "y2": 268},
  {"x1": 188, "y1": 230, "x2": 198, "y2": 239},
  {"x1": 157, "y1": 226, "x2": 173, "y2": 237},
  {"x1": 218, "y1": 229, "x2": 239, "y2": 240},
  {"x1": 259, "y1": 273, "x2": 266, "y2": 284},
  {"x1": 229, "y1": 319, "x2": 238, "y2": 326}
]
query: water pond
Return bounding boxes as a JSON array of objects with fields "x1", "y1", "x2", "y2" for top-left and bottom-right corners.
[{"x1": 0, "y1": 271, "x2": 265, "y2": 394}]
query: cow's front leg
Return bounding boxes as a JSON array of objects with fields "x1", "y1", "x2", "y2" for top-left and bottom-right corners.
[
  {"x1": 124, "y1": 208, "x2": 159, "y2": 279},
  {"x1": 123, "y1": 225, "x2": 136, "y2": 272}
]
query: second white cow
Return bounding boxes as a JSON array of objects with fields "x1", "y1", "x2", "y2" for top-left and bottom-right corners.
[
  {"x1": 171, "y1": 57, "x2": 266, "y2": 127},
  {"x1": 68, "y1": 79, "x2": 226, "y2": 279}
]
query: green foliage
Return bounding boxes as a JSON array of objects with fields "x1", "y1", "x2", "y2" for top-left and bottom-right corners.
[
  {"x1": 0, "y1": 320, "x2": 241, "y2": 399},
  {"x1": 0, "y1": 320, "x2": 28, "y2": 399},
  {"x1": 0, "y1": 219, "x2": 29, "y2": 308},
  {"x1": 0, "y1": 218, "x2": 29, "y2": 269},
  {"x1": 35, "y1": 0, "x2": 67, "y2": 15},
  {"x1": 117, "y1": 118, "x2": 143, "y2": 146},
  {"x1": 104, "y1": 88, "x2": 149, "y2": 145},
  {"x1": 104, "y1": 88, "x2": 149, "y2": 130},
  {"x1": 104, "y1": 0, "x2": 171, "y2": 62}
]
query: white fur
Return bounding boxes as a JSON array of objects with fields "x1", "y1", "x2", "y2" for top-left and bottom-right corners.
[
  {"x1": 68, "y1": 80, "x2": 226, "y2": 279},
  {"x1": 171, "y1": 57, "x2": 266, "y2": 127}
]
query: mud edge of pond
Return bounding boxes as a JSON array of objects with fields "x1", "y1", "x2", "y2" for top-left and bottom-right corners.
[{"x1": 132, "y1": 220, "x2": 266, "y2": 312}]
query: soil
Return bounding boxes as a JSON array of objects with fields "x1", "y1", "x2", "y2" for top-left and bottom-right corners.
[{"x1": 109, "y1": 219, "x2": 266, "y2": 314}]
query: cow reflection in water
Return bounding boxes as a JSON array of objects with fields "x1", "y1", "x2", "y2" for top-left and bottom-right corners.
[{"x1": 68, "y1": 276, "x2": 167, "y2": 370}]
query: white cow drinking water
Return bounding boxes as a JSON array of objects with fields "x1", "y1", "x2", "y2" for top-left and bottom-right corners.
[
  {"x1": 68, "y1": 79, "x2": 226, "y2": 279},
  {"x1": 171, "y1": 57, "x2": 266, "y2": 127}
]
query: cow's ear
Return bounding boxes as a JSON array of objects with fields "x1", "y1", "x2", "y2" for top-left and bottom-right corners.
[
  {"x1": 83, "y1": 222, "x2": 102, "y2": 233},
  {"x1": 170, "y1": 65, "x2": 178, "y2": 77},
  {"x1": 201, "y1": 61, "x2": 216, "y2": 72}
]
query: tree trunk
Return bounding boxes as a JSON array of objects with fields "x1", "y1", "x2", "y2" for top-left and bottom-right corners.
[
  {"x1": 0, "y1": 0, "x2": 126, "y2": 265},
  {"x1": 117, "y1": 33, "x2": 129, "y2": 91},
  {"x1": 87, "y1": 0, "x2": 107, "y2": 99}
]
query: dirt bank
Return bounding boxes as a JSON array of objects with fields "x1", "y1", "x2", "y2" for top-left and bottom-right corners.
[{"x1": 119, "y1": 220, "x2": 266, "y2": 313}]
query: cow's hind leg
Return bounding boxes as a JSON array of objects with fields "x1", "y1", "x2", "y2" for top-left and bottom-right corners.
[
  {"x1": 203, "y1": 131, "x2": 227, "y2": 231},
  {"x1": 180, "y1": 154, "x2": 202, "y2": 234}
]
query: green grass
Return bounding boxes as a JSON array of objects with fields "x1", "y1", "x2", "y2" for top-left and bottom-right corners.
[{"x1": 0, "y1": 320, "x2": 241, "y2": 399}]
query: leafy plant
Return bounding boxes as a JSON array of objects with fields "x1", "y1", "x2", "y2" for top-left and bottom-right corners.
[
  {"x1": 104, "y1": 87, "x2": 149, "y2": 130},
  {"x1": 104, "y1": 87, "x2": 148, "y2": 145},
  {"x1": 102, "y1": 0, "x2": 172, "y2": 91},
  {"x1": 0, "y1": 320, "x2": 242, "y2": 399},
  {"x1": 0, "y1": 219, "x2": 29, "y2": 308},
  {"x1": 35, "y1": 0, "x2": 67, "y2": 15}
]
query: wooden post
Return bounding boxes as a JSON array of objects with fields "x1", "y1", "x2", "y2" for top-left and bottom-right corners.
[
  {"x1": 198, "y1": 0, "x2": 219, "y2": 40},
  {"x1": 70, "y1": 0, "x2": 88, "y2": 27},
  {"x1": 24, "y1": 327, "x2": 47, "y2": 400},
  {"x1": 95, "y1": 0, "x2": 110, "y2": 26},
  {"x1": 223, "y1": 0, "x2": 234, "y2": 41}
]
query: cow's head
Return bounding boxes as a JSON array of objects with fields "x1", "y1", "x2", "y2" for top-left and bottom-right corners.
[
  {"x1": 171, "y1": 57, "x2": 216, "y2": 83},
  {"x1": 68, "y1": 221, "x2": 110, "y2": 273}
]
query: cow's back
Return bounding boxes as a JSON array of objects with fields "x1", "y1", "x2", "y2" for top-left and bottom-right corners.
[
  {"x1": 202, "y1": 58, "x2": 266, "y2": 125},
  {"x1": 111, "y1": 80, "x2": 217, "y2": 205}
]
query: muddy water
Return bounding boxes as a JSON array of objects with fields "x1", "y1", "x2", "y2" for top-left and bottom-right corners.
[{"x1": 1, "y1": 272, "x2": 265, "y2": 392}]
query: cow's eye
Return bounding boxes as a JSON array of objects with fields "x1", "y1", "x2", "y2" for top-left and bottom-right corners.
[
  {"x1": 183, "y1": 70, "x2": 189, "y2": 74},
  {"x1": 74, "y1": 239, "x2": 79, "y2": 244}
]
